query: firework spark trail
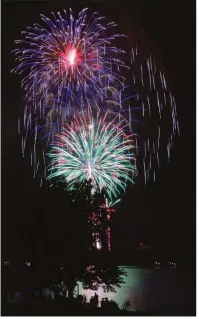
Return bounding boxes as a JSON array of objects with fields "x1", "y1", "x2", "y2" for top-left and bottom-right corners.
[
  {"x1": 47, "y1": 109, "x2": 136, "y2": 201},
  {"x1": 127, "y1": 37, "x2": 179, "y2": 184}
]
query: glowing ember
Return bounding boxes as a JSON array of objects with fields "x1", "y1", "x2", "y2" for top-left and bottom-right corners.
[{"x1": 67, "y1": 49, "x2": 76, "y2": 66}]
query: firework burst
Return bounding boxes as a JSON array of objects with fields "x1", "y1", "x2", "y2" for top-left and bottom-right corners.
[
  {"x1": 47, "y1": 109, "x2": 136, "y2": 201},
  {"x1": 12, "y1": 8, "x2": 127, "y2": 108}
]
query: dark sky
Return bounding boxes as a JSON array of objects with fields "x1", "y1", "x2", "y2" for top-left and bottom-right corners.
[{"x1": 2, "y1": 0, "x2": 196, "y2": 262}]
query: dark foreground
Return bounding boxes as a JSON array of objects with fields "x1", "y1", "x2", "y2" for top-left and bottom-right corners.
[
  {"x1": 2, "y1": 301, "x2": 195, "y2": 316},
  {"x1": 2, "y1": 302, "x2": 143, "y2": 316}
]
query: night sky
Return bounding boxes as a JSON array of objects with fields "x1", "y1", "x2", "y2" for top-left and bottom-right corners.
[{"x1": 2, "y1": 0, "x2": 196, "y2": 263}]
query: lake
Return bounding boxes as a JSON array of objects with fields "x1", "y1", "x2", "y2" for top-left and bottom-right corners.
[{"x1": 77, "y1": 266, "x2": 196, "y2": 315}]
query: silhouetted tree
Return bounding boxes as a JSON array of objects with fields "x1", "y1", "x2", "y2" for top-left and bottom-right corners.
[
  {"x1": 48, "y1": 264, "x2": 126, "y2": 299},
  {"x1": 82, "y1": 265, "x2": 126, "y2": 292}
]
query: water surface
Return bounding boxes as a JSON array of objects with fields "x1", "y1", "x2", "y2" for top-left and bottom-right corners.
[{"x1": 78, "y1": 266, "x2": 195, "y2": 315}]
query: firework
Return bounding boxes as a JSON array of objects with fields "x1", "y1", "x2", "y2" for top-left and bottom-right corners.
[
  {"x1": 127, "y1": 39, "x2": 180, "y2": 184},
  {"x1": 47, "y1": 109, "x2": 136, "y2": 201},
  {"x1": 89, "y1": 204, "x2": 114, "y2": 251},
  {"x1": 13, "y1": 8, "x2": 179, "y2": 188},
  {"x1": 12, "y1": 8, "x2": 127, "y2": 109}
]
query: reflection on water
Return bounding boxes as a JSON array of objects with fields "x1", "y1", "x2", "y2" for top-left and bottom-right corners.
[{"x1": 77, "y1": 266, "x2": 195, "y2": 315}]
